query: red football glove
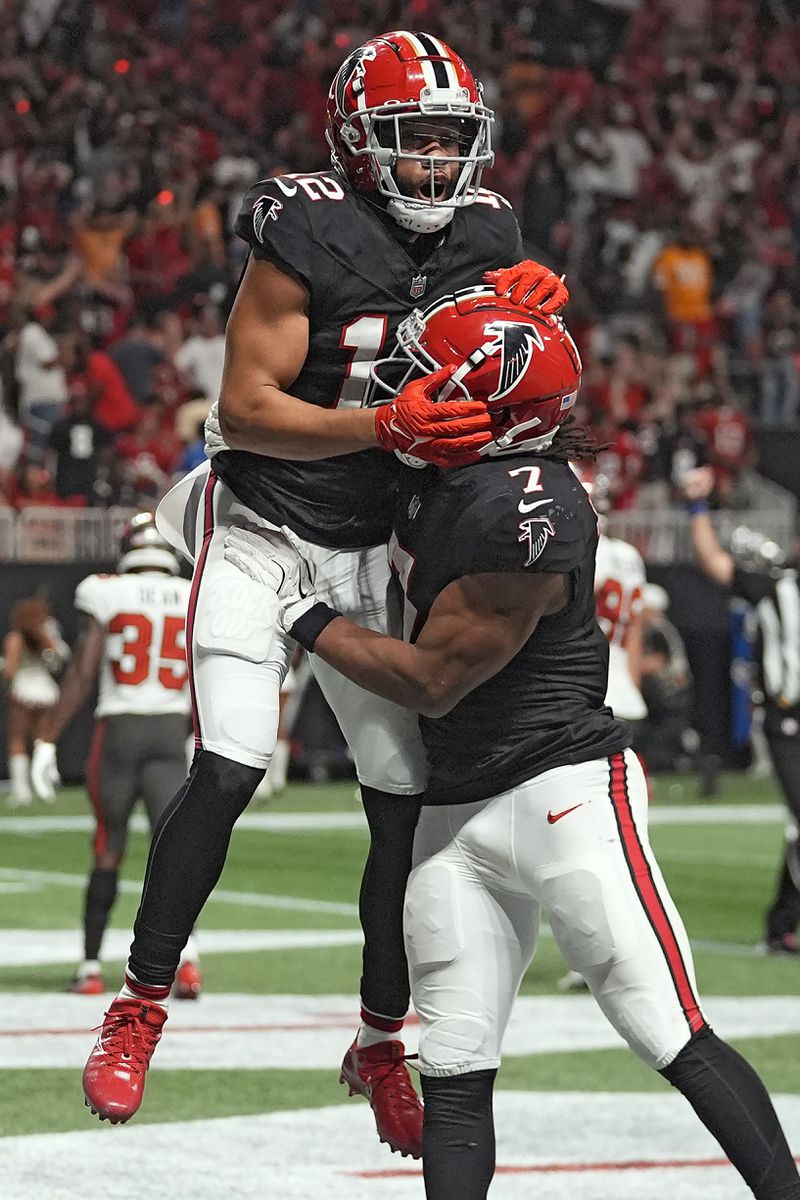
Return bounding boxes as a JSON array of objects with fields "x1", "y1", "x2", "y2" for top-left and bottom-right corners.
[
  {"x1": 483, "y1": 260, "x2": 569, "y2": 315},
  {"x1": 374, "y1": 364, "x2": 492, "y2": 468}
]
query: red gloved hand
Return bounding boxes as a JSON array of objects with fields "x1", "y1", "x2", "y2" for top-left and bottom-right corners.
[
  {"x1": 374, "y1": 364, "x2": 492, "y2": 468},
  {"x1": 483, "y1": 260, "x2": 569, "y2": 315}
]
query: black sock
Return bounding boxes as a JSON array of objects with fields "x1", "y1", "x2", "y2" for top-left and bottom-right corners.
[
  {"x1": 660, "y1": 1028, "x2": 800, "y2": 1198},
  {"x1": 128, "y1": 750, "x2": 262, "y2": 987},
  {"x1": 83, "y1": 868, "x2": 118, "y2": 962},
  {"x1": 358, "y1": 786, "x2": 422, "y2": 1021},
  {"x1": 421, "y1": 1069, "x2": 497, "y2": 1200}
]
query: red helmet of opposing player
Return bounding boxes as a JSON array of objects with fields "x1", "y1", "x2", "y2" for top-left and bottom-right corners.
[
  {"x1": 326, "y1": 31, "x2": 494, "y2": 234},
  {"x1": 371, "y1": 287, "x2": 583, "y2": 456}
]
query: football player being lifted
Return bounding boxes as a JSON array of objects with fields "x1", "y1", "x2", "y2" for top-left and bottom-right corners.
[
  {"x1": 228, "y1": 291, "x2": 800, "y2": 1200},
  {"x1": 31, "y1": 516, "x2": 202, "y2": 1000},
  {"x1": 81, "y1": 31, "x2": 567, "y2": 1151}
]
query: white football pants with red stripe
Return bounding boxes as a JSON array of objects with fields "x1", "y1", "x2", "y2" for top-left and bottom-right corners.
[
  {"x1": 406, "y1": 749, "x2": 706, "y2": 1076},
  {"x1": 156, "y1": 463, "x2": 426, "y2": 793}
]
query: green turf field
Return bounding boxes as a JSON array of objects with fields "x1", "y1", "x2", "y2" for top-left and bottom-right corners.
[{"x1": 1, "y1": 770, "x2": 798, "y2": 1148}]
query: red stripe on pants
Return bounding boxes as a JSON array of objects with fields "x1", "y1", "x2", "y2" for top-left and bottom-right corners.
[
  {"x1": 609, "y1": 752, "x2": 705, "y2": 1035},
  {"x1": 87, "y1": 720, "x2": 107, "y2": 856},
  {"x1": 185, "y1": 471, "x2": 217, "y2": 748}
]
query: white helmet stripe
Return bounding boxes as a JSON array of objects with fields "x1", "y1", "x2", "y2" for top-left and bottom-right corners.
[
  {"x1": 398, "y1": 30, "x2": 440, "y2": 91},
  {"x1": 425, "y1": 34, "x2": 461, "y2": 89}
]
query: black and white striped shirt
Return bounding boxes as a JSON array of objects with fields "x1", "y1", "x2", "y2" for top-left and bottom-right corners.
[{"x1": 733, "y1": 566, "x2": 800, "y2": 722}]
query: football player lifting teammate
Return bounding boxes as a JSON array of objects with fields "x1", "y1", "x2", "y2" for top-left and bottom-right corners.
[
  {"x1": 228, "y1": 290, "x2": 799, "y2": 1200},
  {"x1": 81, "y1": 31, "x2": 567, "y2": 1151}
]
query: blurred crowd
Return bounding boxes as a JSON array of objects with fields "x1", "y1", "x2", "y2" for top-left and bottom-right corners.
[{"x1": 1, "y1": 0, "x2": 799, "y2": 513}]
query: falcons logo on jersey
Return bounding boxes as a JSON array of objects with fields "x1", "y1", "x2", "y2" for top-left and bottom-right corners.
[
  {"x1": 484, "y1": 320, "x2": 546, "y2": 402},
  {"x1": 253, "y1": 196, "x2": 283, "y2": 242},
  {"x1": 518, "y1": 515, "x2": 555, "y2": 566}
]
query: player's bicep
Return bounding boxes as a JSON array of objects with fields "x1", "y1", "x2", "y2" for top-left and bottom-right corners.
[
  {"x1": 219, "y1": 258, "x2": 310, "y2": 427},
  {"x1": 414, "y1": 571, "x2": 566, "y2": 716}
]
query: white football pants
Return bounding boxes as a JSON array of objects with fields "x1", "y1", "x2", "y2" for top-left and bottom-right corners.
[
  {"x1": 405, "y1": 749, "x2": 706, "y2": 1076},
  {"x1": 156, "y1": 463, "x2": 426, "y2": 793}
]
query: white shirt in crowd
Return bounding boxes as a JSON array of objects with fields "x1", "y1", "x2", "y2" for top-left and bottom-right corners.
[
  {"x1": 15, "y1": 320, "x2": 68, "y2": 413},
  {"x1": 175, "y1": 334, "x2": 226, "y2": 402}
]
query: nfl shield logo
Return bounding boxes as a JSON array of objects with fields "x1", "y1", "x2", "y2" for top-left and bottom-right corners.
[{"x1": 410, "y1": 274, "x2": 427, "y2": 299}]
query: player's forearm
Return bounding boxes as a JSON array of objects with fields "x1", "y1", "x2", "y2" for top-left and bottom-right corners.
[
  {"x1": 39, "y1": 663, "x2": 94, "y2": 742},
  {"x1": 219, "y1": 387, "x2": 379, "y2": 459},
  {"x1": 313, "y1": 618, "x2": 450, "y2": 718},
  {"x1": 688, "y1": 511, "x2": 734, "y2": 587}
]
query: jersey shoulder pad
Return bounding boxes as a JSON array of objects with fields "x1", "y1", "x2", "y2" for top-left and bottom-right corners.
[
  {"x1": 465, "y1": 188, "x2": 522, "y2": 262},
  {"x1": 475, "y1": 186, "x2": 514, "y2": 211},
  {"x1": 448, "y1": 458, "x2": 590, "y2": 577},
  {"x1": 74, "y1": 573, "x2": 118, "y2": 624},
  {"x1": 236, "y1": 174, "x2": 349, "y2": 288}
]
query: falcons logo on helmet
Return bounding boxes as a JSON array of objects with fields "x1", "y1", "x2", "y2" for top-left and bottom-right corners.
[
  {"x1": 484, "y1": 320, "x2": 546, "y2": 402},
  {"x1": 333, "y1": 43, "x2": 378, "y2": 115},
  {"x1": 518, "y1": 515, "x2": 555, "y2": 566}
]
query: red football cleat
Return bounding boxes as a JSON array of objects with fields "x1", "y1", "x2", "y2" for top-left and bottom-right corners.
[
  {"x1": 340, "y1": 1037, "x2": 423, "y2": 1159},
  {"x1": 70, "y1": 973, "x2": 104, "y2": 996},
  {"x1": 174, "y1": 960, "x2": 203, "y2": 1000},
  {"x1": 82, "y1": 998, "x2": 167, "y2": 1123}
]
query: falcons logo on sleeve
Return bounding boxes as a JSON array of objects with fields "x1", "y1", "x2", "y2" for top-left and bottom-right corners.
[
  {"x1": 252, "y1": 196, "x2": 284, "y2": 242},
  {"x1": 485, "y1": 320, "x2": 546, "y2": 402},
  {"x1": 518, "y1": 516, "x2": 555, "y2": 566}
]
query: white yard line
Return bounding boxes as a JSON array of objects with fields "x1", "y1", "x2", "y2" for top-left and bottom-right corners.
[
  {"x1": 0, "y1": 867, "x2": 359, "y2": 916},
  {"x1": 1, "y1": 993, "x2": 799, "y2": 1070},
  {"x1": 0, "y1": 803, "x2": 786, "y2": 837},
  {"x1": 1, "y1": 1093, "x2": 798, "y2": 1198}
]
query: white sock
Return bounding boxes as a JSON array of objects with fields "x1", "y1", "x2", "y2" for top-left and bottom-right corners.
[
  {"x1": 9, "y1": 754, "x2": 32, "y2": 805},
  {"x1": 356, "y1": 1022, "x2": 403, "y2": 1049},
  {"x1": 78, "y1": 959, "x2": 101, "y2": 979},
  {"x1": 118, "y1": 969, "x2": 169, "y2": 1009},
  {"x1": 265, "y1": 739, "x2": 290, "y2": 792},
  {"x1": 180, "y1": 935, "x2": 199, "y2": 966}
]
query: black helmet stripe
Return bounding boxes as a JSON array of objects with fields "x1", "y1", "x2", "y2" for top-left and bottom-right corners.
[{"x1": 415, "y1": 32, "x2": 450, "y2": 88}]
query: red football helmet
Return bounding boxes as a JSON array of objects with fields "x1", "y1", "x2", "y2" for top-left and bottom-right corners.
[
  {"x1": 371, "y1": 288, "x2": 583, "y2": 457},
  {"x1": 326, "y1": 31, "x2": 494, "y2": 234}
]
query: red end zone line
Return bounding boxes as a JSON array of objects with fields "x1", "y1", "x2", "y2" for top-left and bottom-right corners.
[
  {"x1": 0, "y1": 1022, "x2": 362, "y2": 1041},
  {"x1": 346, "y1": 1155, "x2": 800, "y2": 1179}
]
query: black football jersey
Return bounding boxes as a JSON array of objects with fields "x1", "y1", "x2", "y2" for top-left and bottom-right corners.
[
  {"x1": 732, "y1": 564, "x2": 800, "y2": 731},
  {"x1": 390, "y1": 455, "x2": 629, "y2": 805},
  {"x1": 212, "y1": 171, "x2": 523, "y2": 549}
]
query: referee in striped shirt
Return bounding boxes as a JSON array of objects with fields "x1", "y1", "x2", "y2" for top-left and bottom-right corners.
[{"x1": 684, "y1": 466, "x2": 800, "y2": 956}]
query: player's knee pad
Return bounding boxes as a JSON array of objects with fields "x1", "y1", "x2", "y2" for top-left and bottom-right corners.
[
  {"x1": 405, "y1": 860, "x2": 494, "y2": 1071},
  {"x1": 540, "y1": 863, "x2": 638, "y2": 974},
  {"x1": 405, "y1": 859, "x2": 463, "y2": 973}
]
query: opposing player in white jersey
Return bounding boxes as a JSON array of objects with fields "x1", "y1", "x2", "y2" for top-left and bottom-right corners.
[
  {"x1": 31, "y1": 515, "x2": 201, "y2": 999},
  {"x1": 595, "y1": 525, "x2": 647, "y2": 726}
]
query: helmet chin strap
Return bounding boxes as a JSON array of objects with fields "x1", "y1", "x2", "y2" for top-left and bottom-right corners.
[{"x1": 387, "y1": 197, "x2": 455, "y2": 234}]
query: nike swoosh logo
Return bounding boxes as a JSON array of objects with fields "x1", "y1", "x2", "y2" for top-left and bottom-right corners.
[
  {"x1": 518, "y1": 497, "x2": 553, "y2": 514},
  {"x1": 547, "y1": 803, "x2": 583, "y2": 825}
]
